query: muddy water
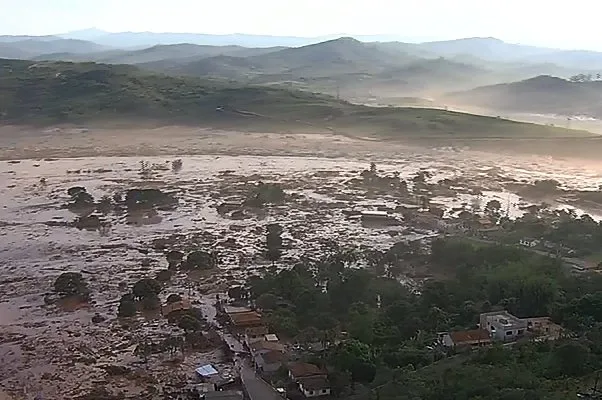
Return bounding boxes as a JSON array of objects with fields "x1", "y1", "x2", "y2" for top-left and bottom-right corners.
[{"x1": 0, "y1": 153, "x2": 601, "y2": 399}]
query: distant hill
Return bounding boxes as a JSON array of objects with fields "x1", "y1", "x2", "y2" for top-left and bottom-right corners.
[
  {"x1": 445, "y1": 75, "x2": 602, "y2": 118},
  {"x1": 0, "y1": 58, "x2": 586, "y2": 140},
  {"x1": 0, "y1": 38, "x2": 109, "y2": 59},
  {"x1": 164, "y1": 37, "x2": 414, "y2": 78},
  {"x1": 34, "y1": 43, "x2": 286, "y2": 65},
  {"x1": 59, "y1": 29, "x2": 330, "y2": 48}
]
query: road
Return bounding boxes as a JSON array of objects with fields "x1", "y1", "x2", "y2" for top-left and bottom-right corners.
[
  {"x1": 240, "y1": 362, "x2": 284, "y2": 400},
  {"x1": 201, "y1": 296, "x2": 282, "y2": 400}
]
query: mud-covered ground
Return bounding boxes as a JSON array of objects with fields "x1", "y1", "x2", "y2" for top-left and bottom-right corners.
[{"x1": 1, "y1": 128, "x2": 601, "y2": 400}]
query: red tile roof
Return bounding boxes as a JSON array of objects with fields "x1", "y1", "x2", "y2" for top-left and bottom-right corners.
[
  {"x1": 450, "y1": 329, "x2": 491, "y2": 345},
  {"x1": 229, "y1": 311, "x2": 262, "y2": 326},
  {"x1": 288, "y1": 362, "x2": 327, "y2": 379},
  {"x1": 260, "y1": 350, "x2": 287, "y2": 364}
]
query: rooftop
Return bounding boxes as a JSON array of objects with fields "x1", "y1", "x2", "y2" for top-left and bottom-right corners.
[
  {"x1": 481, "y1": 310, "x2": 525, "y2": 327},
  {"x1": 224, "y1": 306, "x2": 253, "y2": 315},
  {"x1": 204, "y1": 390, "x2": 244, "y2": 400},
  {"x1": 250, "y1": 340, "x2": 285, "y2": 353},
  {"x1": 260, "y1": 350, "x2": 287, "y2": 364},
  {"x1": 450, "y1": 329, "x2": 491, "y2": 344},
  {"x1": 229, "y1": 311, "x2": 262, "y2": 326},
  {"x1": 288, "y1": 362, "x2": 327, "y2": 379},
  {"x1": 161, "y1": 298, "x2": 192, "y2": 316}
]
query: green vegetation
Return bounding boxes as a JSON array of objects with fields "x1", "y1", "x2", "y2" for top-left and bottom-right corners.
[
  {"x1": 0, "y1": 58, "x2": 589, "y2": 139},
  {"x1": 249, "y1": 236, "x2": 602, "y2": 399},
  {"x1": 53, "y1": 272, "x2": 90, "y2": 299}
]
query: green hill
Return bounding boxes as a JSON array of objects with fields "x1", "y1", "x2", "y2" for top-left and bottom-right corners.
[{"x1": 0, "y1": 58, "x2": 593, "y2": 139}]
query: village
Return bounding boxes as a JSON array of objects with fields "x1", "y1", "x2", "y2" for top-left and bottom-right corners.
[{"x1": 1, "y1": 155, "x2": 601, "y2": 400}]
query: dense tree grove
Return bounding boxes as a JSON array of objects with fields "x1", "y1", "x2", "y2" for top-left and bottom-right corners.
[{"x1": 248, "y1": 238, "x2": 602, "y2": 399}]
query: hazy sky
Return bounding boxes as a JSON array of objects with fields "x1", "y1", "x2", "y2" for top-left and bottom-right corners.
[{"x1": 2, "y1": 0, "x2": 601, "y2": 49}]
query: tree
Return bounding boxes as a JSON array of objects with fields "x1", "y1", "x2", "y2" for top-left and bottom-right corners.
[
  {"x1": 546, "y1": 341, "x2": 591, "y2": 377},
  {"x1": 166, "y1": 250, "x2": 184, "y2": 268},
  {"x1": 256, "y1": 293, "x2": 279, "y2": 310},
  {"x1": 266, "y1": 223, "x2": 283, "y2": 263},
  {"x1": 141, "y1": 294, "x2": 161, "y2": 311},
  {"x1": 333, "y1": 339, "x2": 376, "y2": 384},
  {"x1": 185, "y1": 250, "x2": 218, "y2": 269},
  {"x1": 54, "y1": 272, "x2": 90, "y2": 298},
  {"x1": 485, "y1": 199, "x2": 502, "y2": 215},
  {"x1": 132, "y1": 278, "x2": 161, "y2": 300},
  {"x1": 118, "y1": 294, "x2": 136, "y2": 317},
  {"x1": 178, "y1": 315, "x2": 201, "y2": 333}
]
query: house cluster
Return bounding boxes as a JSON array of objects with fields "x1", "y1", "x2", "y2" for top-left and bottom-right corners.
[
  {"x1": 222, "y1": 305, "x2": 332, "y2": 398},
  {"x1": 440, "y1": 310, "x2": 563, "y2": 348}
]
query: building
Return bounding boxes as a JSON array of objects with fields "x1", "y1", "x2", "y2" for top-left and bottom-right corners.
[
  {"x1": 244, "y1": 325, "x2": 269, "y2": 344},
  {"x1": 298, "y1": 376, "x2": 331, "y2": 398},
  {"x1": 250, "y1": 340, "x2": 285, "y2": 355},
  {"x1": 254, "y1": 350, "x2": 287, "y2": 374},
  {"x1": 480, "y1": 311, "x2": 528, "y2": 341},
  {"x1": 228, "y1": 310, "x2": 263, "y2": 329},
  {"x1": 288, "y1": 363, "x2": 330, "y2": 398},
  {"x1": 526, "y1": 317, "x2": 564, "y2": 339},
  {"x1": 288, "y1": 362, "x2": 327, "y2": 381},
  {"x1": 204, "y1": 390, "x2": 244, "y2": 400},
  {"x1": 360, "y1": 210, "x2": 401, "y2": 227},
  {"x1": 161, "y1": 298, "x2": 192, "y2": 317},
  {"x1": 439, "y1": 329, "x2": 492, "y2": 348}
]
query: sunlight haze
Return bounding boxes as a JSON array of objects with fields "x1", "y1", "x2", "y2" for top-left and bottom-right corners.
[{"x1": 2, "y1": 0, "x2": 602, "y2": 49}]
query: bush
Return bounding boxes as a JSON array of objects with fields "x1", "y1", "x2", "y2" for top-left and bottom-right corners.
[
  {"x1": 54, "y1": 272, "x2": 90, "y2": 298},
  {"x1": 118, "y1": 294, "x2": 136, "y2": 317},
  {"x1": 132, "y1": 278, "x2": 162, "y2": 300}
]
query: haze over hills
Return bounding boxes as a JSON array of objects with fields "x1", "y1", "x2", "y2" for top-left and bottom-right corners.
[
  {"x1": 445, "y1": 75, "x2": 602, "y2": 119},
  {"x1": 0, "y1": 58, "x2": 590, "y2": 140},
  {"x1": 1, "y1": 29, "x2": 602, "y2": 120}
]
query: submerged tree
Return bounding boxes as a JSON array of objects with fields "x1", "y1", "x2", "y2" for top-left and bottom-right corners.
[{"x1": 265, "y1": 223, "x2": 283, "y2": 263}]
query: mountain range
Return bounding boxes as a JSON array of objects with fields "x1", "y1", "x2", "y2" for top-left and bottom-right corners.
[
  {"x1": 1, "y1": 29, "x2": 602, "y2": 119},
  {"x1": 1, "y1": 57, "x2": 589, "y2": 141}
]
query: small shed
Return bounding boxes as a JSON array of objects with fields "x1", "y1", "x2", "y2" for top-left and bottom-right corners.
[{"x1": 196, "y1": 364, "x2": 219, "y2": 377}]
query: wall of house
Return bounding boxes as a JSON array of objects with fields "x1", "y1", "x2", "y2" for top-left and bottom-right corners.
[{"x1": 301, "y1": 387, "x2": 331, "y2": 398}]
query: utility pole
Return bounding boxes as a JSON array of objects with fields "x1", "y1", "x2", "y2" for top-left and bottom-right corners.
[{"x1": 336, "y1": 85, "x2": 340, "y2": 100}]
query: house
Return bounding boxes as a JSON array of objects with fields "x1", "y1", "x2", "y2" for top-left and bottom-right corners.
[
  {"x1": 229, "y1": 311, "x2": 263, "y2": 329},
  {"x1": 250, "y1": 340, "x2": 285, "y2": 355},
  {"x1": 480, "y1": 311, "x2": 528, "y2": 341},
  {"x1": 255, "y1": 349, "x2": 287, "y2": 374},
  {"x1": 244, "y1": 325, "x2": 269, "y2": 344},
  {"x1": 360, "y1": 210, "x2": 401, "y2": 226},
  {"x1": 204, "y1": 390, "x2": 244, "y2": 400},
  {"x1": 288, "y1": 362, "x2": 327, "y2": 381},
  {"x1": 298, "y1": 376, "x2": 331, "y2": 398},
  {"x1": 161, "y1": 298, "x2": 192, "y2": 317},
  {"x1": 526, "y1": 317, "x2": 564, "y2": 339},
  {"x1": 439, "y1": 329, "x2": 492, "y2": 348},
  {"x1": 265, "y1": 333, "x2": 279, "y2": 342}
]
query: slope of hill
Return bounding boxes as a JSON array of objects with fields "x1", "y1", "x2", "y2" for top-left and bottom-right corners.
[
  {"x1": 0, "y1": 58, "x2": 591, "y2": 140},
  {"x1": 445, "y1": 75, "x2": 602, "y2": 118},
  {"x1": 165, "y1": 37, "x2": 416, "y2": 78},
  {"x1": 34, "y1": 43, "x2": 287, "y2": 65},
  {"x1": 0, "y1": 38, "x2": 109, "y2": 59}
]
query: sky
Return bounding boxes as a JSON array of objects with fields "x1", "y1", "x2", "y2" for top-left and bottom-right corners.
[{"x1": 1, "y1": 0, "x2": 601, "y2": 50}]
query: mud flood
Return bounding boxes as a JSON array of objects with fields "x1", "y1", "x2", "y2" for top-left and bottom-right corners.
[{"x1": 1, "y1": 151, "x2": 601, "y2": 399}]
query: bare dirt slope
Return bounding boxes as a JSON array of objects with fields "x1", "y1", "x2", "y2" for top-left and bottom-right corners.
[{"x1": 1, "y1": 124, "x2": 602, "y2": 161}]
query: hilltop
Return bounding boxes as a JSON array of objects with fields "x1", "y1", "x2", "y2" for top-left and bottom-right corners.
[
  {"x1": 445, "y1": 75, "x2": 602, "y2": 118},
  {"x1": 0, "y1": 59, "x2": 591, "y2": 141}
]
